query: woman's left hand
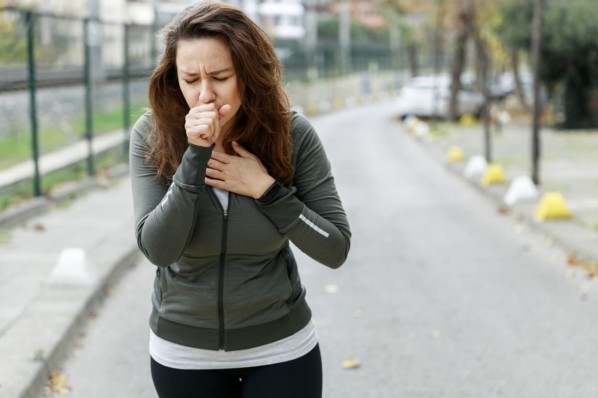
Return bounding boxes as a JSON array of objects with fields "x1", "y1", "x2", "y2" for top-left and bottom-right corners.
[{"x1": 205, "y1": 142, "x2": 275, "y2": 199}]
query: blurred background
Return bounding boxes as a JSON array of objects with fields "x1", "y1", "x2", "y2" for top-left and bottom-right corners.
[
  {"x1": 2, "y1": 2, "x2": 598, "y2": 397},
  {"x1": 0, "y1": 0, "x2": 596, "y2": 208}
]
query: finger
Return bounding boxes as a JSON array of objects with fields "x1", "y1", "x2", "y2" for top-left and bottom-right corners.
[
  {"x1": 205, "y1": 167, "x2": 224, "y2": 180},
  {"x1": 231, "y1": 141, "x2": 253, "y2": 158},
  {"x1": 189, "y1": 111, "x2": 218, "y2": 122},
  {"x1": 194, "y1": 103, "x2": 218, "y2": 112},
  {"x1": 206, "y1": 169, "x2": 226, "y2": 184},
  {"x1": 210, "y1": 151, "x2": 231, "y2": 164},
  {"x1": 187, "y1": 124, "x2": 211, "y2": 136},
  {"x1": 205, "y1": 176, "x2": 226, "y2": 188},
  {"x1": 219, "y1": 104, "x2": 232, "y2": 118},
  {"x1": 207, "y1": 159, "x2": 225, "y2": 171}
]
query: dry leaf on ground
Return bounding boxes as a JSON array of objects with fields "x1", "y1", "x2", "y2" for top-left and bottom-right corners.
[
  {"x1": 48, "y1": 371, "x2": 70, "y2": 394},
  {"x1": 342, "y1": 357, "x2": 361, "y2": 370}
]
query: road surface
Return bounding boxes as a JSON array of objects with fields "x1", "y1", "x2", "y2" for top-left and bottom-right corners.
[{"x1": 42, "y1": 100, "x2": 598, "y2": 398}]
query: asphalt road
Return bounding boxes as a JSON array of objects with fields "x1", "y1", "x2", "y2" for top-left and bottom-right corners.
[{"x1": 42, "y1": 100, "x2": 598, "y2": 398}]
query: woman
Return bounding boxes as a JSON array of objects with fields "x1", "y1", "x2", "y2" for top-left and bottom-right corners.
[{"x1": 129, "y1": 1, "x2": 351, "y2": 397}]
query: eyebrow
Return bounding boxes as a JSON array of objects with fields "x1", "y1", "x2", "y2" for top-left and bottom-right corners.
[{"x1": 179, "y1": 67, "x2": 233, "y2": 76}]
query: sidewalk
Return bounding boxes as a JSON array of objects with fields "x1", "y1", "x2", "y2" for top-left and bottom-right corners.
[
  {"x1": 410, "y1": 117, "x2": 598, "y2": 265},
  {"x1": 0, "y1": 176, "x2": 139, "y2": 398}
]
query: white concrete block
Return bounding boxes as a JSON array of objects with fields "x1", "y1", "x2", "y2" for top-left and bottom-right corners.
[
  {"x1": 49, "y1": 248, "x2": 97, "y2": 287},
  {"x1": 464, "y1": 155, "x2": 488, "y2": 180},
  {"x1": 504, "y1": 176, "x2": 539, "y2": 206}
]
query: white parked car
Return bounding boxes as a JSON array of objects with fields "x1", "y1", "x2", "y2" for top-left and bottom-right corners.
[{"x1": 396, "y1": 75, "x2": 485, "y2": 120}]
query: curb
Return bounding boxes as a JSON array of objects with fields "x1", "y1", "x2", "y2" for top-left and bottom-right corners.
[
  {"x1": 1, "y1": 238, "x2": 140, "y2": 398},
  {"x1": 0, "y1": 171, "x2": 140, "y2": 398},
  {"x1": 419, "y1": 138, "x2": 598, "y2": 264}
]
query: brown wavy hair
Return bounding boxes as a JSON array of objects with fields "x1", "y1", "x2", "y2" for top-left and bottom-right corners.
[{"x1": 147, "y1": 0, "x2": 293, "y2": 184}]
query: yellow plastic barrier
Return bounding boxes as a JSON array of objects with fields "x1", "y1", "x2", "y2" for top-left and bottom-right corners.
[
  {"x1": 446, "y1": 146, "x2": 464, "y2": 163},
  {"x1": 534, "y1": 192, "x2": 572, "y2": 222},
  {"x1": 481, "y1": 164, "x2": 506, "y2": 186}
]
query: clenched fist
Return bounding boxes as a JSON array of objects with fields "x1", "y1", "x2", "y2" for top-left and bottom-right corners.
[{"x1": 185, "y1": 103, "x2": 231, "y2": 147}]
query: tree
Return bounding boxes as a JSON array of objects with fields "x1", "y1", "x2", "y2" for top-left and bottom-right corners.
[
  {"x1": 0, "y1": 6, "x2": 28, "y2": 64},
  {"x1": 542, "y1": 0, "x2": 598, "y2": 128},
  {"x1": 447, "y1": 0, "x2": 474, "y2": 121},
  {"x1": 498, "y1": 0, "x2": 534, "y2": 109},
  {"x1": 499, "y1": 0, "x2": 598, "y2": 129},
  {"x1": 531, "y1": 0, "x2": 544, "y2": 184}
]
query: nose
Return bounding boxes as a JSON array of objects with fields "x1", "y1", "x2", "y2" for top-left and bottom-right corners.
[{"x1": 197, "y1": 80, "x2": 215, "y2": 104}]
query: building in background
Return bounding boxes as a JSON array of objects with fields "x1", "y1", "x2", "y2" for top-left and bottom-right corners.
[{"x1": 258, "y1": 0, "x2": 304, "y2": 40}]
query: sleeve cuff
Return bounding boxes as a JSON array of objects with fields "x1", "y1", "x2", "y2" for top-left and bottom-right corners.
[
  {"x1": 172, "y1": 144, "x2": 213, "y2": 190},
  {"x1": 258, "y1": 179, "x2": 284, "y2": 204}
]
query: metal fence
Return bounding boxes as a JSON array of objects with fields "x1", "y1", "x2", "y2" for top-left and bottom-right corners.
[
  {"x1": 0, "y1": 6, "x2": 400, "y2": 203},
  {"x1": 0, "y1": 7, "x2": 154, "y2": 202}
]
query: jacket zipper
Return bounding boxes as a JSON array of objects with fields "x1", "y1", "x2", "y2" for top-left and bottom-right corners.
[
  {"x1": 208, "y1": 188, "x2": 229, "y2": 350},
  {"x1": 218, "y1": 208, "x2": 228, "y2": 350}
]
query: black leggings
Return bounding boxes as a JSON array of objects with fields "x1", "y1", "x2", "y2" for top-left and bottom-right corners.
[{"x1": 150, "y1": 344, "x2": 322, "y2": 398}]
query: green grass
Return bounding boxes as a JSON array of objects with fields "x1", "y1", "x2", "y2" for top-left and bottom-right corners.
[
  {"x1": 0, "y1": 100, "x2": 147, "y2": 171},
  {"x1": 0, "y1": 145, "x2": 126, "y2": 212},
  {"x1": 0, "y1": 126, "x2": 68, "y2": 170},
  {"x1": 72, "y1": 100, "x2": 147, "y2": 134}
]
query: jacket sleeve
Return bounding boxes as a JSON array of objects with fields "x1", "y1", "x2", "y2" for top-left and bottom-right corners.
[
  {"x1": 256, "y1": 113, "x2": 351, "y2": 269},
  {"x1": 129, "y1": 113, "x2": 213, "y2": 267}
]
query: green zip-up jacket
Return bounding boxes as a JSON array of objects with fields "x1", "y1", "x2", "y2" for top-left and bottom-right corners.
[{"x1": 130, "y1": 111, "x2": 351, "y2": 351}]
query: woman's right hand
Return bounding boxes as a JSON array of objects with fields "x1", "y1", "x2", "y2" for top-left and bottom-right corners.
[{"x1": 184, "y1": 103, "x2": 231, "y2": 147}]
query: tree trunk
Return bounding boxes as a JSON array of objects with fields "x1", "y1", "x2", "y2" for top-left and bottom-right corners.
[
  {"x1": 510, "y1": 48, "x2": 529, "y2": 111},
  {"x1": 448, "y1": 0, "x2": 472, "y2": 121},
  {"x1": 433, "y1": 0, "x2": 446, "y2": 119},
  {"x1": 471, "y1": 2, "x2": 492, "y2": 162},
  {"x1": 530, "y1": 0, "x2": 544, "y2": 185},
  {"x1": 407, "y1": 45, "x2": 419, "y2": 77}
]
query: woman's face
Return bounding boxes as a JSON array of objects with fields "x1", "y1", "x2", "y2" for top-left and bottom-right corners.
[{"x1": 176, "y1": 37, "x2": 242, "y2": 130}]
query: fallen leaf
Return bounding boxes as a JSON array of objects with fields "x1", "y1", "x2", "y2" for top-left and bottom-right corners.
[
  {"x1": 341, "y1": 357, "x2": 361, "y2": 370},
  {"x1": 497, "y1": 206, "x2": 509, "y2": 215},
  {"x1": 583, "y1": 262, "x2": 598, "y2": 275},
  {"x1": 32, "y1": 223, "x2": 46, "y2": 232},
  {"x1": 567, "y1": 253, "x2": 582, "y2": 266},
  {"x1": 48, "y1": 371, "x2": 70, "y2": 394},
  {"x1": 567, "y1": 255, "x2": 598, "y2": 277}
]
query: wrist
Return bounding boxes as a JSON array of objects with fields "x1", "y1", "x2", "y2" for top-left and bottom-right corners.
[
  {"x1": 257, "y1": 178, "x2": 284, "y2": 202},
  {"x1": 255, "y1": 176, "x2": 276, "y2": 199}
]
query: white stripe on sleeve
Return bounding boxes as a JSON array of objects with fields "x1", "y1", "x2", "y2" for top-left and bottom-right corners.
[{"x1": 299, "y1": 214, "x2": 330, "y2": 238}]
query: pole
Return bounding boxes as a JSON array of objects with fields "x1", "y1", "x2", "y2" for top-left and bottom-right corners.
[
  {"x1": 123, "y1": 23, "x2": 131, "y2": 158},
  {"x1": 432, "y1": 0, "x2": 445, "y2": 120},
  {"x1": 26, "y1": 11, "x2": 42, "y2": 197},
  {"x1": 531, "y1": 0, "x2": 544, "y2": 185},
  {"x1": 339, "y1": 0, "x2": 350, "y2": 74},
  {"x1": 305, "y1": 0, "x2": 318, "y2": 81},
  {"x1": 84, "y1": 17, "x2": 95, "y2": 176}
]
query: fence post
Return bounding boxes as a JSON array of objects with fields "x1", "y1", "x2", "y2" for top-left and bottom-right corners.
[
  {"x1": 25, "y1": 11, "x2": 42, "y2": 197},
  {"x1": 83, "y1": 17, "x2": 95, "y2": 176},
  {"x1": 123, "y1": 23, "x2": 131, "y2": 159}
]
